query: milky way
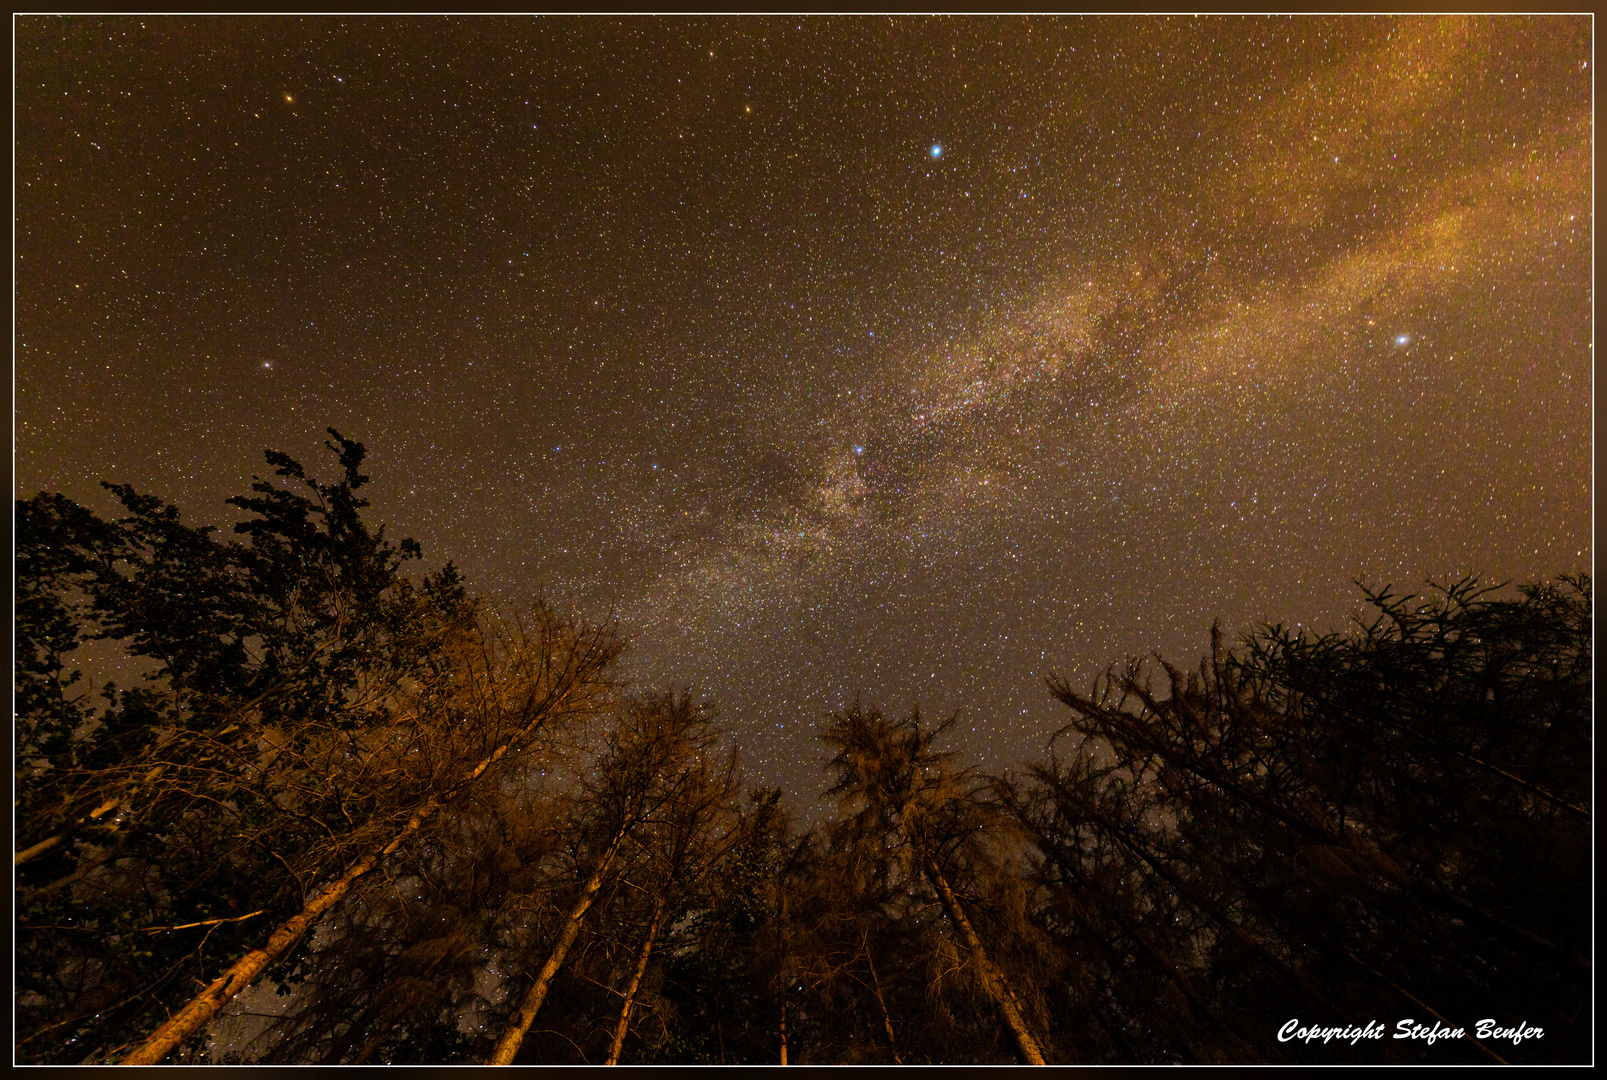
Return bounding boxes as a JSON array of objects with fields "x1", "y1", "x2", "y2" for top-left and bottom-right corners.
[{"x1": 16, "y1": 16, "x2": 1592, "y2": 811}]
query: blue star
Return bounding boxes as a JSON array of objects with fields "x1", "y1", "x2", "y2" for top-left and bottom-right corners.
[{"x1": 930, "y1": 144, "x2": 943, "y2": 158}]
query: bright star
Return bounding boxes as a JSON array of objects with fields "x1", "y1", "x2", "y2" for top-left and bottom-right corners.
[
  {"x1": 853, "y1": 445, "x2": 864, "y2": 455},
  {"x1": 930, "y1": 144, "x2": 943, "y2": 158},
  {"x1": 1395, "y1": 334, "x2": 1411, "y2": 346}
]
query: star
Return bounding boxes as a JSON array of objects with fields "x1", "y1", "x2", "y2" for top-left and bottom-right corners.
[{"x1": 14, "y1": 14, "x2": 1589, "y2": 851}]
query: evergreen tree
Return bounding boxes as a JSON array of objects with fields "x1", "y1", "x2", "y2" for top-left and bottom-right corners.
[{"x1": 1031, "y1": 575, "x2": 1591, "y2": 1064}]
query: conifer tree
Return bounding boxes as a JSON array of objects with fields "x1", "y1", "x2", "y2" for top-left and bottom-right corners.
[
  {"x1": 486, "y1": 691, "x2": 724, "y2": 1064},
  {"x1": 1034, "y1": 576, "x2": 1591, "y2": 1064},
  {"x1": 821, "y1": 704, "x2": 1048, "y2": 1065}
]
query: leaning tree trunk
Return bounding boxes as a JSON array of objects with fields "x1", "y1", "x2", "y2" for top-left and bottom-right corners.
[
  {"x1": 863, "y1": 932, "x2": 903, "y2": 1064},
  {"x1": 924, "y1": 859, "x2": 1047, "y2": 1066},
  {"x1": 487, "y1": 823, "x2": 631, "y2": 1065},
  {"x1": 604, "y1": 897, "x2": 668, "y2": 1066},
  {"x1": 15, "y1": 831, "x2": 66, "y2": 866},
  {"x1": 120, "y1": 794, "x2": 445, "y2": 1065}
]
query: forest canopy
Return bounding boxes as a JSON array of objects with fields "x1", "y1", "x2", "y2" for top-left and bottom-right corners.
[{"x1": 14, "y1": 433, "x2": 1591, "y2": 1064}]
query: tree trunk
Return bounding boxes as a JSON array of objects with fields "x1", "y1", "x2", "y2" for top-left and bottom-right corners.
[
  {"x1": 487, "y1": 824, "x2": 629, "y2": 1065},
  {"x1": 20, "y1": 834, "x2": 131, "y2": 905},
  {"x1": 776, "y1": 884, "x2": 788, "y2": 1065},
  {"x1": 778, "y1": 993, "x2": 788, "y2": 1066},
  {"x1": 604, "y1": 897, "x2": 667, "y2": 1066},
  {"x1": 15, "y1": 832, "x2": 64, "y2": 865},
  {"x1": 863, "y1": 933, "x2": 903, "y2": 1064},
  {"x1": 924, "y1": 859, "x2": 1046, "y2": 1066},
  {"x1": 17, "y1": 796, "x2": 122, "y2": 867},
  {"x1": 120, "y1": 794, "x2": 444, "y2": 1065}
]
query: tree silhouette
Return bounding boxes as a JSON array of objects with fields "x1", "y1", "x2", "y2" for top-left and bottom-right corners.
[
  {"x1": 1034, "y1": 576, "x2": 1591, "y2": 1063},
  {"x1": 17, "y1": 437, "x2": 1587, "y2": 1067}
]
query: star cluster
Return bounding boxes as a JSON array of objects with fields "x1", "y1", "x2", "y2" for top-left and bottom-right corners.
[{"x1": 16, "y1": 16, "x2": 1592, "y2": 808}]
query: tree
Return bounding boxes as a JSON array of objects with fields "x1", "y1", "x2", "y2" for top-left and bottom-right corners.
[
  {"x1": 246, "y1": 783, "x2": 570, "y2": 1065},
  {"x1": 772, "y1": 820, "x2": 910, "y2": 1064},
  {"x1": 630, "y1": 788, "x2": 794, "y2": 1066},
  {"x1": 601, "y1": 728, "x2": 743, "y2": 1064},
  {"x1": 15, "y1": 431, "x2": 622, "y2": 1064},
  {"x1": 821, "y1": 703, "x2": 1048, "y2": 1065},
  {"x1": 486, "y1": 691, "x2": 726, "y2": 1064},
  {"x1": 1034, "y1": 575, "x2": 1591, "y2": 1064},
  {"x1": 18, "y1": 431, "x2": 462, "y2": 1063},
  {"x1": 121, "y1": 599, "x2": 619, "y2": 1065}
]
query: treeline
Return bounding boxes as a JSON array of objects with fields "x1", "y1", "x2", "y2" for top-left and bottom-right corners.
[{"x1": 15, "y1": 433, "x2": 1591, "y2": 1064}]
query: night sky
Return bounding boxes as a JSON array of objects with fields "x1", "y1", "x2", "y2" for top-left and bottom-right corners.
[{"x1": 15, "y1": 16, "x2": 1593, "y2": 810}]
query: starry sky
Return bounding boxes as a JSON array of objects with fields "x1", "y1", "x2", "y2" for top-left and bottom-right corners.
[{"x1": 15, "y1": 16, "x2": 1593, "y2": 810}]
